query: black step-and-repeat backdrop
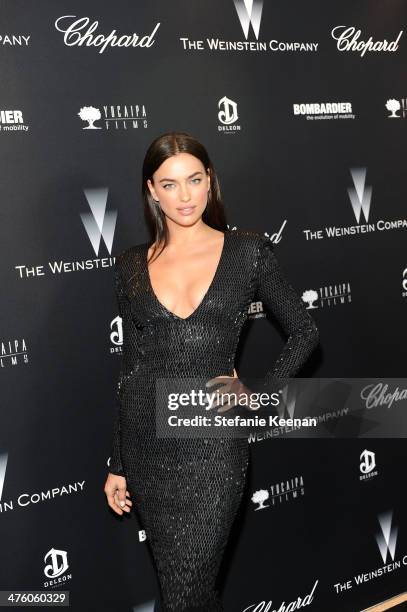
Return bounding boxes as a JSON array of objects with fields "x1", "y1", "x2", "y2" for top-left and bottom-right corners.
[{"x1": 1, "y1": 1, "x2": 406, "y2": 611}]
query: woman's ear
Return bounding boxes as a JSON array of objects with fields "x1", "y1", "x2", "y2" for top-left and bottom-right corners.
[{"x1": 147, "y1": 178, "x2": 158, "y2": 201}]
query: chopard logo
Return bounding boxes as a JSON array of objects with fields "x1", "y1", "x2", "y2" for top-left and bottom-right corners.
[
  {"x1": 54, "y1": 15, "x2": 161, "y2": 54},
  {"x1": 242, "y1": 579, "x2": 318, "y2": 611},
  {"x1": 360, "y1": 382, "x2": 407, "y2": 409},
  {"x1": 331, "y1": 26, "x2": 403, "y2": 57}
]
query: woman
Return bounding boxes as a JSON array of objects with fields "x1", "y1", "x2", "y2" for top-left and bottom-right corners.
[{"x1": 103, "y1": 131, "x2": 319, "y2": 611}]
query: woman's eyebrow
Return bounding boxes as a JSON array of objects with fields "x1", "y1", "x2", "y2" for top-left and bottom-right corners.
[{"x1": 158, "y1": 171, "x2": 203, "y2": 183}]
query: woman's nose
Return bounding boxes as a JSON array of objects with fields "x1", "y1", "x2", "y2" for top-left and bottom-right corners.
[{"x1": 180, "y1": 185, "x2": 191, "y2": 201}]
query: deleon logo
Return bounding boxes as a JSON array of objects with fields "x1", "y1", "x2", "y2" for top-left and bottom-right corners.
[
  {"x1": 218, "y1": 96, "x2": 238, "y2": 125},
  {"x1": 375, "y1": 510, "x2": 398, "y2": 564},
  {"x1": 110, "y1": 315, "x2": 123, "y2": 347},
  {"x1": 44, "y1": 548, "x2": 69, "y2": 579},
  {"x1": 347, "y1": 167, "x2": 372, "y2": 223},
  {"x1": 80, "y1": 187, "x2": 117, "y2": 256},
  {"x1": 233, "y1": 0, "x2": 263, "y2": 40},
  {"x1": 360, "y1": 449, "x2": 376, "y2": 474}
]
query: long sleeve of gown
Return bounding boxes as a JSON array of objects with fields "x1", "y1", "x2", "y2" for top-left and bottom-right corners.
[
  {"x1": 239, "y1": 234, "x2": 319, "y2": 395},
  {"x1": 108, "y1": 258, "x2": 130, "y2": 476}
]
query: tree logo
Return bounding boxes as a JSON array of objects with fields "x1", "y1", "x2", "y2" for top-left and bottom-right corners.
[
  {"x1": 251, "y1": 488, "x2": 270, "y2": 510},
  {"x1": 78, "y1": 106, "x2": 102, "y2": 129},
  {"x1": 302, "y1": 289, "x2": 319, "y2": 309}
]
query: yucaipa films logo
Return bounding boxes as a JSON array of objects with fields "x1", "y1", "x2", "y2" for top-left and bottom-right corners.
[
  {"x1": 78, "y1": 104, "x2": 148, "y2": 130},
  {"x1": 385, "y1": 97, "x2": 407, "y2": 119},
  {"x1": 301, "y1": 282, "x2": 352, "y2": 309}
]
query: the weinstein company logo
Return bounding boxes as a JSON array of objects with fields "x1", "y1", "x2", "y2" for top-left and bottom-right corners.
[
  {"x1": 376, "y1": 510, "x2": 397, "y2": 564},
  {"x1": 359, "y1": 449, "x2": 378, "y2": 481},
  {"x1": 54, "y1": 16, "x2": 160, "y2": 54},
  {"x1": 348, "y1": 167, "x2": 372, "y2": 224},
  {"x1": 132, "y1": 601, "x2": 156, "y2": 612},
  {"x1": 334, "y1": 509, "x2": 407, "y2": 595},
  {"x1": 0, "y1": 453, "x2": 7, "y2": 502},
  {"x1": 15, "y1": 187, "x2": 117, "y2": 280},
  {"x1": 304, "y1": 166, "x2": 407, "y2": 241},
  {"x1": 331, "y1": 26, "x2": 403, "y2": 57},
  {"x1": 81, "y1": 187, "x2": 117, "y2": 256},
  {"x1": 0, "y1": 453, "x2": 86, "y2": 515},
  {"x1": 0, "y1": 31, "x2": 30, "y2": 47},
  {"x1": 234, "y1": 0, "x2": 263, "y2": 40},
  {"x1": 44, "y1": 547, "x2": 71, "y2": 587},
  {"x1": 180, "y1": 0, "x2": 318, "y2": 53},
  {"x1": 78, "y1": 104, "x2": 148, "y2": 130},
  {"x1": 217, "y1": 96, "x2": 240, "y2": 132}
]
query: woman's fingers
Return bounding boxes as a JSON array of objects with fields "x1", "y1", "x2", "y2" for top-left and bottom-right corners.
[
  {"x1": 106, "y1": 488, "x2": 124, "y2": 515},
  {"x1": 114, "y1": 491, "x2": 132, "y2": 513},
  {"x1": 104, "y1": 475, "x2": 133, "y2": 515}
]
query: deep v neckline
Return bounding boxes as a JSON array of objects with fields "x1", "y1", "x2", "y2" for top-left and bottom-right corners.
[{"x1": 144, "y1": 231, "x2": 228, "y2": 323}]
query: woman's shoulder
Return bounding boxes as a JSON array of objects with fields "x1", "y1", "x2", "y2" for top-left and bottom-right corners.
[
  {"x1": 114, "y1": 241, "x2": 148, "y2": 279},
  {"x1": 227, "y1": 227, "x2": 273, "y2": 253}
]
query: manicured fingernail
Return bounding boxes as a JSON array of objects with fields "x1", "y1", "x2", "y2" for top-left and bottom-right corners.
[{"x1": 120, "y1": 501, "x2": 125, "y2": 507}]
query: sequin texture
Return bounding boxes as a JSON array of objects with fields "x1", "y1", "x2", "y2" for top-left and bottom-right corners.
[{"x1": 108, "y1": 229, "x2": 319, "y2": 611}]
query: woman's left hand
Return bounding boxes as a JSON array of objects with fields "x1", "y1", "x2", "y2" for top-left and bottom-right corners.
[{"x1": 205, "y1": 368, "x2": 254, "y2": 413}]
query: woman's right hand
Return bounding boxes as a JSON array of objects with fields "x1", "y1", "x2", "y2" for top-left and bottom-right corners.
[{"x1": 104, "y1": 473, "x2": 133, "y2": 515}]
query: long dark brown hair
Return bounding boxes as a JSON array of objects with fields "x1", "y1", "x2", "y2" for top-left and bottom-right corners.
[{"x1": 142, "y1": 131, "x2": 228, "y2": 263}]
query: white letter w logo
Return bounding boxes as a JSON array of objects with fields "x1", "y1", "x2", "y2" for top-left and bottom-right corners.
[
  {"x1": 233, "y1": 0, "x2": 263, "y2": 40},
  {"x1": 80, "y1": 187, "x2": 117, "y2": 256},
  {"x1": 375, "y1": 510, "x2": 398, "y2": 564},
  {"x1": 347, "y1": 167, "x2": 372, "y2": 224}
]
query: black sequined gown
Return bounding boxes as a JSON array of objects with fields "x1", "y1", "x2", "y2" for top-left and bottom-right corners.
[{"x1": 108, "y1": 229, "x2": 319, "y2": 611}]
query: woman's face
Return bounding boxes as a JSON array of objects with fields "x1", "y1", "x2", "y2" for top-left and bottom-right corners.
[{"x1": 147, "y1": 152, "x2": 210, "y2": 226}]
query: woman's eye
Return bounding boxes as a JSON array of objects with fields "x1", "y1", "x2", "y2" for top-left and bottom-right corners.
[
  {"x1": 163, "y1": 184, "x2": 174, "y2": 189},
  {"x1": 191, "y1": 178, "x2": 201, "y2": 184}
]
